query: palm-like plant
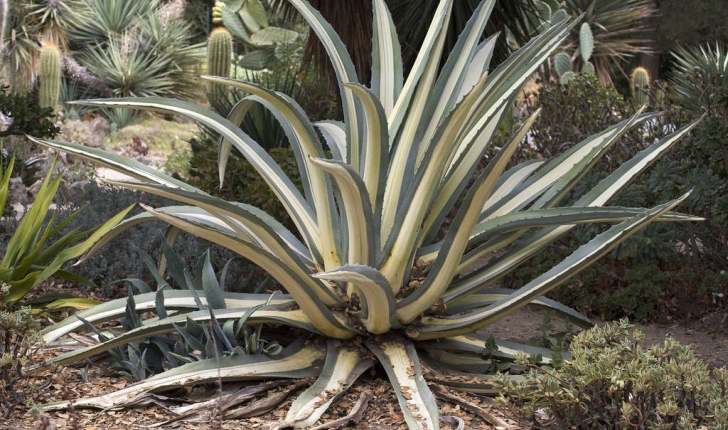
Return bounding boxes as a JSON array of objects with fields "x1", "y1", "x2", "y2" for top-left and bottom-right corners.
[
  {"x1": 670, "y1": 43, "x2": 728, "y2": 116},
  {"x1": 34, "y1": 1, "x2": 700, "y2": 428},
  {"x1": 559, "y1": 0, "x2": 656, "y2": 83}
]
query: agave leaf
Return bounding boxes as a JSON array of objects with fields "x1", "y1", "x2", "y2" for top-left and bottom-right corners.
[
  {"x1": 381, "y1": 0, "x2": 453, "y2": 246},
  {"x1": 41, "y1": 290, "x2": 295, "y2": 344},
  {"x1": 414, "y1": 192, "x2": 692, "y2": 340},
  {"x1": 202, "y1": 76, "x2": 340, "y2": 271},
  {"x1": 458, "y1": 34, "x2": 498, "y2": 103},
  {"x1": 443, "y1": 289, "x2": 592, "y2": 327},
  {"x1": 285, "y1": 340, "x2": 375, "y2": 427},
  {"x1": 219, "y1": 97, "x2": 255, "y2": 186},
  {"x1": 423, "y1": 333, "x2": 559, "y2": 364},
  {"x1": 58, "y1": 98, "x2": 321, "y2": 260},
  {"x1": 314, "y1": 265, "x2": 398, "y2": 335},
  {"x1": 41, "y1": 338, "x2": 325, "y2": 412},
  {"x1": 286, "y1": 0, "x2": 362, "y2": 172},
  {"x1": 396, "y1": 101, "x2": 525, "y2": 324},
  {"x1": 114, "y1": 194, "x2": 333, "y2": 306},
  {"x1": 444, "y1": 116, "x2": 704, "y2": 302},
  {"x1": 40, "y1": 306, "x2": 327, "y2": 369},
  {"x1": 365, "y1": 337, "x2": 439, "y2": 430},
  {"x1": 416, "y1": 0, "x2": 496, "y2": 165},
  {"x1": 315, "y1": 120, "x2": 346, "y2": 161},
  {"x1": 135, "y1": 205, "x2": 356, "y2": 339},
  {"x1": 422, "y1": 106, "x2": 540, "y2": 243},
  {"x1": 28, "y1": 137, "x2": 195, "y2": 191},
  {"x1": 481, "y1": 159, "x2": 546, "y2": 214},
  {"x1": 370, "y1": 0, "x2": 403, "y2": 116},
  {"x1": 200, "y1": 252, "x2": 226, "y2": 310},
  {"x1": 341, "y1": 83, "x2": 389, "y2": 216},
  {"x1": 309, "y1": 158, "x2": 375, "y2": 267}
]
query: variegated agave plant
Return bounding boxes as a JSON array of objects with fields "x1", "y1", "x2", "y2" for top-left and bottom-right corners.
[{"x1": 32, "y1": 0, "x2": 700, "y2": 428}]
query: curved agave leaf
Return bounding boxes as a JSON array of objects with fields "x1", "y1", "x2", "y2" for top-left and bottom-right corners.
[
  {"x1": 40, "y1": 307, "x2": 326, "y2": 369},
  {"x1": 370, "y1": 0, "x2": 403, "y2": 116},
  {"x1": 140, "y1": 205, "x2": 356, "y2": 338},
  {"x1": 413, "y1": 192, "x2": 692, "y2": 340},
  {"x1": 62, "y1": 97, "x2": 322, "y2": 261},
  {"x1": 286, "y1": 0, "x2": 362, "y2": 173},
  {"x1": 309, "y1": 158, "x2": 375, "y2": 267},
  {"x1": 443, "y1": 289, "x2": 592, "y2": 327},
  {"x1": 446, "y1": 116, "x2": 704, "y2": 302},
  {"x1": 285, "y1": 340, "x2": 375, "y2": 427},
  {"x1": 342, "y1": 83, "x2": 389, "y2": 217},
  {"x1": 314, "y1": 265, "x2": 398, "y2": 334},
  {"x1": 41, "y1": 338, "x2": 325, "y2": 412},
  {"x1": 201, "y1": 76, "x2": 340, "y2": 271},
  {"x1": 315, "y1": 120, "x2": 346, "y2": 161},
  {"x1": 396, "y1": 107, "x2": 525, "y2": 324},
  {"x1": 365, "y1": 337, "x2": 439, "y2": 430},
  {"x1": 41, "y1": 290, "x2": 296, "y2": 344}
]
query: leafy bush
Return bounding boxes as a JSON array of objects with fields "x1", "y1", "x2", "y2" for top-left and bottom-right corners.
[
  {"x1": 0, "y1": 284, "x2": 46, "y2": 418},
  {"x1": 496, "y1": 319, "x2": 728, "y2": 429}
]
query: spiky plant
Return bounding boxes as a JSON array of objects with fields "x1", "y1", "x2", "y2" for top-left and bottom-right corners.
[
  {"x1": 670, "y1": 42, "x2": 728, "y2": 116},
  {"x1": 206, "y1": 27, "x2": 233, "y2": 113},
  {"x1": 559, "y1": 0, "x2": 656, "y2": 84},
  {"x1": 33, "y1": 1, "x2": 701, "y2": 428}
]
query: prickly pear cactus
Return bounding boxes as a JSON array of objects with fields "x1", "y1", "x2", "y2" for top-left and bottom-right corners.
[
  {"x1": 39, "y1": 44, "x2": 61, "y2": 110},
  {"x1": 554, "y1": 52, "x2": 573, "y2": 79},
  {"x1": 631, "y1": 67, "x2": 651, "y2": 106},
  {"x1": 579, "y1": 22, "x2": 594, "y2": 63}
]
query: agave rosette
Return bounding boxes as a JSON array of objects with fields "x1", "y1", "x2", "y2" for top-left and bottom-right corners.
[{"x1": 33, "y1": 0, "x2": 701, "y2": 428}]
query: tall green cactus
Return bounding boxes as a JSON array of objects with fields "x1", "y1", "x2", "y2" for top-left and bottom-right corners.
[
  {"x1": 206, "y1": 27, "x2": 233, "y2": 111},
  {"x1": 0, "y1": 0, "x2": 8, "y2": 57},
  {"x1": 39, "y1": 44, "x2": 61, "y2": 110},
  {"x1": 631, "y1": 66, "x2": 651, "y2": 106}
]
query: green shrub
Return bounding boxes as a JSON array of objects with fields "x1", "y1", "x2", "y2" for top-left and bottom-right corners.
[
  {"x1": 496, "y1": 319, "x2": 728, "y2": 429},
  {"x1": 0, "y1": 283, "x2": 46, "y2": 418}
]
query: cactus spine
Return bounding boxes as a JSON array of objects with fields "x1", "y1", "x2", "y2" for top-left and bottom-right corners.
[
  {"x1": 631, "y1": 67, "x2": 651, "y2": 107},
  {"x1": 39, "y1": 43, "x2": 61, "y2": 110},
  {"x1": 206, "y1": 27, "x2": 233, "y2": 110}
]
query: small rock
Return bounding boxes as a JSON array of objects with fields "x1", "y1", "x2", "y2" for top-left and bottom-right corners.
[{"x1": 8, "y1": 177, "x2": 27, "y2": 204}]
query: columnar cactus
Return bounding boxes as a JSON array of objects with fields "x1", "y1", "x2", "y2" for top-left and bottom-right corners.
[
  {"x1": 206, "y1": 27, "x2": 233, "y2": 110},
  {"x1": 0, "y1": 0, "x2": 8, "y2": 53},
  {"x1": 39, "y1": 44, "x2": 62, "y2": 110},
  {"x1": 631, "y1": 66, "x2": 651, "y2": 106}
]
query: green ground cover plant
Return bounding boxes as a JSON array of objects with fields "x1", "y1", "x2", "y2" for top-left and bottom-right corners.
[
  {"x1": 496, "y1": 319, "x2": 728, "y2": 429},
  {"x1": 31, "y1": 1, "x2": 702, "y2": 428}
]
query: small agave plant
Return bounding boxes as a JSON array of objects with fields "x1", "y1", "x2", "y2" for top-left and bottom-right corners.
[{"x1": 33, "y1": 0, "x2": 701, "y2": 428}]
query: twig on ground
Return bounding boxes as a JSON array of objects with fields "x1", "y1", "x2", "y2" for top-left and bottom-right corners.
[
  {"x1": 431, "y1": 384, "x2": 513, "y2": 429},
  {"x1": 309, "y1": 392, "x2": 371, "y2": 430}
]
